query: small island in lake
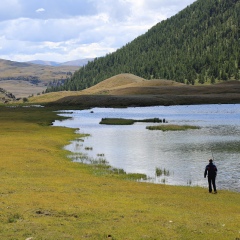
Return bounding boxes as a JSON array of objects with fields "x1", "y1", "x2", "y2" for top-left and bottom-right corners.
[
  {"x1": 99, "y1": 117, "x2": 166, "y2": 125},
  {"x1": 146, "y1": 124, "x2": 200, "y2": 131}
]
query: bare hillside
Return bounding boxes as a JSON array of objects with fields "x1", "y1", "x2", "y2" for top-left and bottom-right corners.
[
  {"x1": 82, "y1": 74, "x2": 183, "y2": 95},
  {"x1": 0, "y1": 58, "x2": 79, "y2": 98},
  {"x1": 81, "y1": 74, "x2": 145, "y2": 94},
  {"x1": 0, "y1": 59, "x2": 79, "y2": 82},
  {"x1": 30, "y1": 73, "x2": 183, "y2": 103}
]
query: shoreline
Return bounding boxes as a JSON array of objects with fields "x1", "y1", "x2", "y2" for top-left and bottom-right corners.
[{"x1": 54, "y1": 104, "x2": 240, "y2": 193}]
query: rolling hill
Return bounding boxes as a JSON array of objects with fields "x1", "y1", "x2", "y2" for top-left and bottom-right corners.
[
  {"x1": 29, "y1": 73, "x2": 183, "y2": 103},
  {"x1": 47, "y1": 0, "x2": 240, "y2": 92},
  {"x1": 29, "y1": 73, "x2": 240, "y2": 107},
  {"x1": 0, "y1": 59, "x2": 79, "y2": 82},
  {"x1": 81, "y1": 74, "x2": 184, "y2": 95},
  {"x1": 0, "y1": 58, "x2": 79, "y2": 98}
]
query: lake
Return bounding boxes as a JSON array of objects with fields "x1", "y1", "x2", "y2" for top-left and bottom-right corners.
[{"x1": 53, "y1": 104, "x2": 240, "y2": 192}]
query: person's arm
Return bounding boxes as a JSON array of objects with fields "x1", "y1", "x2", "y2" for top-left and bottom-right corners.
[{"x1": 204, "y1": 166, "x2": 208, "y2": 178}]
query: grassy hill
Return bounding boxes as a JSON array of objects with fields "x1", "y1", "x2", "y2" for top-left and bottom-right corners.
[
  {"x1": 29, "y1": 73, "x2": 240, "y2": 107},
  {"x1": 82, "y1": 74, "x2": 184, "y2": 95},
  {"x1": 48, "y1": 0, "x2": 240, "y2": 92},
  {"x1": 29, "y1": 74, "x2": 184, "y2": 103}
]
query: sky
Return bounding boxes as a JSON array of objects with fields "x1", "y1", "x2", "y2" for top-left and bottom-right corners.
[{"x1": 0, "y1": 0, "x2": 196, "y2": 63}]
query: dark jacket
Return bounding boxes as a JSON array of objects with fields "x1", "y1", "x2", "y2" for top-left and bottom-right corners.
[{"x1": 204, "y1": 162, "x2": 217, "y2": 178}]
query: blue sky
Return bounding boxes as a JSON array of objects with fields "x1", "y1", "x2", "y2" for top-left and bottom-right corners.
[{"x1": 0, "y1": 0, "x2": 196, "y2": 63}]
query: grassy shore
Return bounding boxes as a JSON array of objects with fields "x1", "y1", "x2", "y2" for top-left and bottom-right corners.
[{"x1": 0, "y1": 106, "x2": 239, "y2": 240}]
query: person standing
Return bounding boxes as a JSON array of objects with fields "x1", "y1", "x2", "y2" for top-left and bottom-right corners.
[{"x1": 204, "y1": 159, "x2": 217, "y2": 193}]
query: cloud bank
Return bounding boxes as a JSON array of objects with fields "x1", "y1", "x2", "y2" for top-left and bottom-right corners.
[{"x1": 0, "y1": 0, "x2": 196, "y2": 62}]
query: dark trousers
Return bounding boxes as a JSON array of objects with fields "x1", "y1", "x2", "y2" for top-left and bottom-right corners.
[{"x1": 208, "y1": 177, "x2": 217, "y2": 192}]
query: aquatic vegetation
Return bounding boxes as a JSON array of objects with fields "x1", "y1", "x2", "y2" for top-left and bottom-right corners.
[
  {"x1": 100, "y1": 117, "x2": 165, "y2": 125},
  {"x1": 85, "y1": 146, "x2": 93, "y2": 150},
  {"x1": 97, "y1": 153, "x2": 105, "y2": 157},
  {"x1": 156, "y1": 167, "x2": 170, "y2": 177},
  {"x1": 147, "y1": 124, "x2": 200, "y2": 131},
  {"x1": 187, "y1": 179, "x2": 192, "y2": 186}
]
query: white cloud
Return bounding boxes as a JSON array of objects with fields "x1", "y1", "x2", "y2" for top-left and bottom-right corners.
[
  {"x1": 0, "y1": 0, "x2": 196, "y2": 62},
  {"x1": 36, "y1": 8, "x2": 45, "y2": 13}
]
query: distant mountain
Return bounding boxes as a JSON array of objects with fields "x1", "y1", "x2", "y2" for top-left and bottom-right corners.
[
  {"x1": 28, "y1": 58, "x2": 94, "y2": 67},
  {"x1": 0, "y1": 58, "x2": 80, "y2": 98},
  {"x1": 0, "y1": 58, "x2": 79, "y2": 82},
  {"x1": 27, "y1": 60, "x2": 59, "y2": 66},
  {"x1": 47, "y1": 0, "x2": 240, "y2": 92},
  {"x1": 59, "y1": 58, "x2": 94, "y2": 67}
]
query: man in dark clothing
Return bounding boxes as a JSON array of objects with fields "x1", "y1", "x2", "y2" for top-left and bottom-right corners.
[{"x1": 204, "y1": 159, "x2": 217, "y2": 193}]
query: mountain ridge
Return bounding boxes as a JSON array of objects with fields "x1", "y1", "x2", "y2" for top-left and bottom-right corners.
[{"x1": 27, "y1": 58, "x2": 94, "y2": 67}]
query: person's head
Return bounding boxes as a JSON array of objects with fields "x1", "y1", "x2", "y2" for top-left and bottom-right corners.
[{"x1": 209, "y1": 159, "x2": 213, "y2": 163}]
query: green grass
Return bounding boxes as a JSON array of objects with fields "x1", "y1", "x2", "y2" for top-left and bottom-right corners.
[
  {"x1": 156, "y1": 167, "x2": 170, "y2": 177},
  {"x1": 0, "y1": 106, "x2": 239, "y2": 240},
  {"x1": 147, "y1": 124, "x2": 200, "y2": 131}
]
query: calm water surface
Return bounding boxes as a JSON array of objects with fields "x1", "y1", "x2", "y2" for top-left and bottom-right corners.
[{"x1": 53, "y1": 104, "x2": 240, "y2": 192}]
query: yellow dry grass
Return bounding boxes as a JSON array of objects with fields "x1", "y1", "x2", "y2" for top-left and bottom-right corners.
[
  {"x1": 0, "y1": 106, "x2": 239, "y2": 239},
  {"x1": 82, "y1": 74, "x2": 184, "y2": 95},
  {"x1": 28, "y1": 90, "x2": 82, "y2": 103},
  {"x1": 29, "y1": 73, "x2": 184, "y2": 103}
]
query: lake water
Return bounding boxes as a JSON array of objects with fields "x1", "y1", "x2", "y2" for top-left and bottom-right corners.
[{"x1": 53, "y1": 104, "x2": 240, "y2": 192}]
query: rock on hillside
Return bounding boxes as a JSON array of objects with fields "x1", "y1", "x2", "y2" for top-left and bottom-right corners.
[{"x1": 0, "y1": 88, "x2": 16, "y2": 103}]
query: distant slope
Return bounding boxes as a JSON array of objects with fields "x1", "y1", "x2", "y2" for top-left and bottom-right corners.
[
  {"x1": 0, "y1": 80, "x2": 47, "y2": 98},
  {"x1": 27, "y1": 60, "x2": 59, "y2": 66},
  {"x1": 28, "y1": 58, "x2": 94, "y2": 67},
  {"x1": 0, "y1": 58, "x2": 79, "y2": 98},
  {"x1": 30, "y1": 73, "x2": 188, "y2": 103},
  {"x1": 0, "y1": 59, "x2": 79, "y2": 82},
  {"x1": 59, "y1": 58, "x2": 94, "y2": 67},
  {"x1": 49, "y1": 0, "x2": 240, "y2": 92}
]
